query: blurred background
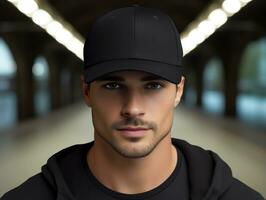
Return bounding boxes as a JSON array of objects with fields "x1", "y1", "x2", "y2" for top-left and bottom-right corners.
[{"x1": 0, "y1": 0, "x2": 265, "y2": 197}]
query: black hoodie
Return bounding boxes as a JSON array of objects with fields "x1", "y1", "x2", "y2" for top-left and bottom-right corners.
[{"x1": 1, "y1": 138, "x2": 264, "y2": 200}]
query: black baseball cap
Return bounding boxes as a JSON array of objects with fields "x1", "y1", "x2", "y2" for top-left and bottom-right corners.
[{"x1": 83, "y1": 5, "x2": 184, "y2": 84}]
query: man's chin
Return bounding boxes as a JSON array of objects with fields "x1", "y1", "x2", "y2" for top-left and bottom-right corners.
[
  {"x1": 111, "y1": 140, "x2": 156, "y2": 159},
  {"x1": 115, "y1": 148, "x2": 153, "y2": 159}
]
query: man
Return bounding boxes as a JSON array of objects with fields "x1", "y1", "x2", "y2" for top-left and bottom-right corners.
[{"x1": 1, "y1": 5, "x2": 264, "y2": 200}]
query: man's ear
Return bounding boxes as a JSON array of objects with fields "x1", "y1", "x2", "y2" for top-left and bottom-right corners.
[
  {"x1": 80, "y1": 75, "x2": 92, "y2": 107},
  {"x1": 174, "y1": 76, "x2": 185, "y2": 107}
]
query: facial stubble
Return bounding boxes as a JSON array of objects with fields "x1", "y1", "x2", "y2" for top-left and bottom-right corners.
[{"x1": 94, "y1": 124, "x2": 172, "y2": 159}]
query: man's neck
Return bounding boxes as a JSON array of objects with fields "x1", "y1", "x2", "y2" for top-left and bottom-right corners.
[{"x1": 87, "y1": 135, "x2": 178, "y2": 194}]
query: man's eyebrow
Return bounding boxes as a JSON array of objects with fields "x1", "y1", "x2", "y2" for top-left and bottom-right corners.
[{"x1": 96, "y1": 75, "x2": 165, "y2": 82}]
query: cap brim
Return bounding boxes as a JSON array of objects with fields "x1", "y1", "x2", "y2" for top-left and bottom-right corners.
[{"x1": 84, "y1": 59, "x2": 184, "y2": 84}]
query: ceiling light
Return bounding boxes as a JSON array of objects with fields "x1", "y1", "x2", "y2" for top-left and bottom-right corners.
[
  {"x1": 197, "y1": 20, "x2": 215, "y2": 37},
  {"x1": 6, "y1": 0, "x2": 84, "y2": 60},
  {"x1": 188, "y1": 29, "x2": 205, "y2": 44},
  {"x1": 182, "y1": 37, "x2": 197, "y2": 55},
  {"x1": 55, "y1": 28, "x2": 74, "y2": 45},
  {"x1": 45, "y1": 20, "x2": 63, "y2": 37},
  {"x1": 65, "y1": 38, "x2": 83, "y2": 59},
  {"x1": 222, "y1": 0, "x2": 241, "y2": 15},
  {"x1": 17, "y1": 0, "x2": 38, "y2": 16},
  {"x1": 208, "y1": 9, "x2": 228, "y2": 27},
  {"x1": 32, "y1": 9, "x2": 52, "y2": 27}
]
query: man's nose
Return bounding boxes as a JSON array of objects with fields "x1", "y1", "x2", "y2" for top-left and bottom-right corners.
[{"x1": 120, "y1": 90, "x2": 145, "y2": 118}]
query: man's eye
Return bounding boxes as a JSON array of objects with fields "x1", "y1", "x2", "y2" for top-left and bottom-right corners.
[
  {"x1": 146, "y1": 82, "x2": 164, "y2": 89},
  {"x1": 103, "y1": 83, "x2": 121, "y2": 89}
]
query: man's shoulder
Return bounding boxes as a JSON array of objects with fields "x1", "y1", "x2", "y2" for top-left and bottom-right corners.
[
  {"x1": 1, "y1": 142, "x2": 93, "y2": 200},
  {"x1": 1, "y1": 173, "x2": 55, "y2": 200},
  {"x1": 220, "y1": 178, "x2": 264, "y2": 200},
  {"x1": 171, "y1": 138, "x2": 264, "y2": 199}
]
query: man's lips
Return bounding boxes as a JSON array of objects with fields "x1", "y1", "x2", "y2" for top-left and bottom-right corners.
[
  {"x1": 117, "y1": 127, "x2": 149, "y2": 131},
  {"x1": 116, "y1": 127, "x2": 150, "y2": 137}
]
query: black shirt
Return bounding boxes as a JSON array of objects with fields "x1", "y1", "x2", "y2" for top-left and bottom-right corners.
[{"x1": 60, "y1": 145, "x2": 190, "y2": 200}]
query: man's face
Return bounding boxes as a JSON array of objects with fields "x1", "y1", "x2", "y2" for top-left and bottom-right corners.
[{"x1": 82, "y1": 70, "x2": 184, "y2": 158}]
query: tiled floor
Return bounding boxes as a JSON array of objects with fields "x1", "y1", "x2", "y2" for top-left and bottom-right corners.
[{"x1": 0, "y1": 102, "x2": 265, "y2": 197}]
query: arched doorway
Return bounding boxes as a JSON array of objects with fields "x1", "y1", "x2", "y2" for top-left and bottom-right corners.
[
  {"x1": 32, "y1": 56, "x2": 51, "y2": 116},
  {"x1": 202, "y1": 57, "x2": 225, "y2": 115},
  {"x1": 0, "y1": 38, "x2": 17, "y2": 130},
  {"x1": 238, "y1": 37, "x2": 266, "y2": 127}
]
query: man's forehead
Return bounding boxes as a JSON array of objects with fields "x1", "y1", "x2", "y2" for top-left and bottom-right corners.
[{"x1": 95, "y1": 70, "x2": 167, "y2": 82}]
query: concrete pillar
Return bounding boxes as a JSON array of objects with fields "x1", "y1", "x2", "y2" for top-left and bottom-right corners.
[
  {"x1": 185, "y1": 54, "x2": 209, "y2": 108},
  {"x1": 221, "y1": 53, "x2": 241, "y2": 117},
  {"x1": 45, "y1": 47, "x2": 83, "y2": 109},
  {"x1": 69, "y1": 66, "x2": 81, "y2": 103},
  {"x1": 3, "y1": 34, "x2": 38, "y2": 121},
  {"x1": 195, "y1": 64, "x2": 204, "y2": 107},
  {"x1": 16, "y1": 55, "x2": 35, "y2": 120},
  {"x1": 181, "y1": 60, "x2": 195, "y2": 105},
  {"x1": 65, "y1": 57, "x2": 80, "y2": 104},
  {"x1": 46, "y1": 53, "x2": 62, "y2": 110},
  {"x1": 215, "y1": 35, "x2": 253, "y2": 117},
  {"x1": 69, "y1": 60, "x2": 82, "y2": 103}
]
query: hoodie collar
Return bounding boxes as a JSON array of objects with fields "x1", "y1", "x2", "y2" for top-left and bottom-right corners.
[{"x1": 172, "y1": 138, "x2": 233, "y2": 200}]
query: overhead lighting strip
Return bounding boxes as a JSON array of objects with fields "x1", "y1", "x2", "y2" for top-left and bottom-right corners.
[
  {"x1": 181, "y1": 0, "x2": 254, "y2": 55},
  {"x1": 6, "y1": 0, "x2": 84, "y2": 60},
  {"x1": 6, "y1": 0, "x2": 254, "y2": 60}
]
